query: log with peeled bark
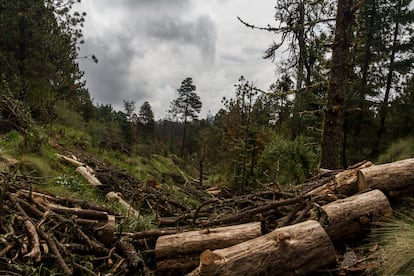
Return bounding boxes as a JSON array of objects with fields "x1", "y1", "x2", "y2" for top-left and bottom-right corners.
[
  {"x1": 76, "y1": 166, "x2": 102, "y2": 187},
  {"x1": 156, "y1": 222, "x2": 261, "y2": 274},
  {"x1": 106, "y1": 191, "x2": 141, "y2": 220},
  {"x1": 358, "y1": 158, "x2": 414, "y2": 195},
  {"x1": 305, "y1": 160, "x2": 373, "y2": 197},
  {"x1": 321, "y1": 189, "x2": 392, "y2": 242},
  {"x1": 188, "y1": 220, "x2": 336, "y2": 276}
]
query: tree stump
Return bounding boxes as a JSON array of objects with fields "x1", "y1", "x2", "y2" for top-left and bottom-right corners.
[
  {"x1": 156, "y1": 222, "x2": 261, "y2": 274},
  {"x1": 321, "y1": 189, "x2": 392, "y2": 242},
  {"x1": 188, "y1": 220, "x2": 336, "y2": 276}
]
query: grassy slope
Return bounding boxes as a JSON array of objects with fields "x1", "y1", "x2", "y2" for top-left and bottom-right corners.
[{"x1": 0, "y1": 126, "x2": 201, "y2": 232}]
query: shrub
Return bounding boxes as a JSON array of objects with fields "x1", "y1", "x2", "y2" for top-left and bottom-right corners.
[{"x1": 255, "y1": 135, "x2": 318, "y2": 186}]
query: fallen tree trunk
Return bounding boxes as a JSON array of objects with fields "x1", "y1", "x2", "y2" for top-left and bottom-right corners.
[
  {"x1": 358, "y1": 158, "x2": 414, "y2": 195},
  {"x1": 321, "y1": 189, "x2": 392, "y2": 242},
  {"x1": 156, "y1": 222, "x2": 261, "y2": 273},
  {"x1": 188, "y1": 220, "x2": 336, "y2": 276},
  {"x1": 305, "y1": 160, "x2": 373, "y2": 197}
]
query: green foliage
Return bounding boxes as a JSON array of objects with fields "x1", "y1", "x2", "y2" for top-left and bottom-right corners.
[
  {"x1": 54, "y1": 101, "x2": 87, "y2": 130},
  {"x1": 16, "y1": 155, "x2": 55, "y2": 178},
  {"x1": 52, "y1": 124, "x2": 92, "y2": 150},
  {"x1": 0, "y1": 130, "x2": 24, "y2": 150},
  {"x1": 169, "y1": 77, "x2": 202, "y2": 122},
  {"x1": 369, "y1": 211, "x2": 414, "y2": 275},
  {"x1": 376, "y1": 136, "x2": 414, "y2": 164},
  {"x1": 256, "y1": 134, "x2": 318, "y2": 186}
]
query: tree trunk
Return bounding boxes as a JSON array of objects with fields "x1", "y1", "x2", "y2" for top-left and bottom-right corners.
[
  {"x1": 320, "y1": 0, "x2": 354, "y2": 169},
  {"x1": 321, "y1": 189, "x2": 392, "y2": 242},
  {"x1": 156, "y1": 222, "x2": 261, "y2": 274},
  {"x1": 372, "y1": 0, "x2": 402, "y2": 155},
  {"x1": 305, "y1": 160, "x2": 374, "y2": 197},
  {"x1": 358, "y1": 158, "x2": 414, "y2": 195},
  {"x1": 188, "y1": 220, "x2": 336, "y2": 276}
]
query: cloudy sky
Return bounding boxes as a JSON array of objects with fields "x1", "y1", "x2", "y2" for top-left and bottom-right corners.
[{"x1": 77, "y1": 0, "x2": 282, "y2": 119}]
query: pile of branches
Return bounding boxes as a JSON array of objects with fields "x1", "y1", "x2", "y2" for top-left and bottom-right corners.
[{"x1": 0, "y1": 173, "x2": 147, "y2": 275}]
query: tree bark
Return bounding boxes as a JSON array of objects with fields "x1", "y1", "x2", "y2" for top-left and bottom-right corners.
[
  {"x1": 320, "y1": 0, "x2": 354, "y2": 169},
  {"x1": 357, "y1": 158, "x2": 414, "y2": 194},
  {"x1": 305, "y1": 160, "x2": 373, "y2": 197},
  {"x1": 188, "y1": 220, "x2": 336, "y2": 276},
  {"x1": 321, "y1": 189, "x2": 392, "y2": 242},
  {"x1": 156, "y1": 222, "x2": 261, "y2": 273}
]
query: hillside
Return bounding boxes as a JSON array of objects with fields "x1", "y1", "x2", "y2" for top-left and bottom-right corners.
[{"x1": 1, "y1": 127, "x2": 414, "y2": 275}]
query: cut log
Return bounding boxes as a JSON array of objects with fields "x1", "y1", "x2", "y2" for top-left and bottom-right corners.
[
  {"x1": 188, "y1": 220, "x2": 335, "y2": 276},
  {"x1": 321, "y1": 189, "x2": 392, "y2": 242},
  {"x1": 156, "y1": 222, "x2": 261, "y2": 273},
  {"x1": 358, "y1": 158, "x2": 414, "y2": 195},
  {"x1": 76, "y1": 166, "x2": 102, "y2": 187},
  {"x1": 106, "y1": 192, "x2": 141, "y2": 220},
  {"x1": 305, "y1": 160, "x2": 373, "y2": 197},
  {"x1": 56, "y1": 153, "x2": 85, "y2": 167}
]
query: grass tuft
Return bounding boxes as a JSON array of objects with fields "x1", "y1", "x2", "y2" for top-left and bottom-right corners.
[{"x1": 369, "y1": 211, "x2": 414, "y2": 275}]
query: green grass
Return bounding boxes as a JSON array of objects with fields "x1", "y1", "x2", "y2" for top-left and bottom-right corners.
[
  {"x1": 377, "y1": 136, "x2": 414, "y2": 164},
  {"x1": 369, "y1": 210, "x2": 414, "y2": 275}
]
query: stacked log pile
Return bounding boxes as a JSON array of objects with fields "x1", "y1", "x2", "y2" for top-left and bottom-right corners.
[{"x1": 0, "y1": 157, "x2": 413, "y2": 275}]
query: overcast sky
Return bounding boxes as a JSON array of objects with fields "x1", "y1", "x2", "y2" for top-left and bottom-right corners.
[{"x1": 77, "y1": 0, "x2": 281, "y2": 119}]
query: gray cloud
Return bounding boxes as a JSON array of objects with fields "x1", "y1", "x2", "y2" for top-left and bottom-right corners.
[
  {"x1": 146, "y1": 15, "x2": 217, "y2": 61},
  {"x1": 78, "y1": 0, "x2": 277, "y2": 118}
]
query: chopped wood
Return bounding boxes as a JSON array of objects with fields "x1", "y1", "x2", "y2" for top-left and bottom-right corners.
[
  {"x1": 23, "y1": 219, "x2": 41, "y2": 262},
  {"x1": 56, "y1": 153, "x2": 85, "y2": 167},
  {"x1": 201, "y1": 196, "x2": 305, "y2": 227},
  {"x1": 321, "y1": 189, "x2": 392, "y2": 242},
  {"x1": 128, "y1": 229, "x2": 178, "y2": 240},
  {"x1": 156, "y1": 222, "x2": 262, "y2": 274},
  {"x1": 116, "y1": 237, "x2": 144, "y2": 273},
  {"x1": 305, "y1": 160, "x2": 373, "y2": 197},
  {"x1": 188, "y1": 220, "x2": 336, "y2": 276},
  {"x1": 106, "y1": 191, "x2": 141, "y2": 220},
  {"x1": 358, "y1": 158, "x2": 414, "y2": 195},
  {"x1": 76, "y1": 166, "x2": 102, "y2": 186},
  {"x1": 47, "y1": 202, "x2": 109, "y2": 220}
]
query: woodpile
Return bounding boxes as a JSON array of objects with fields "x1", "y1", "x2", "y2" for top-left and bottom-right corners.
[{"x1": 0, "y1": 157, "x2": 413, "y2": 275}]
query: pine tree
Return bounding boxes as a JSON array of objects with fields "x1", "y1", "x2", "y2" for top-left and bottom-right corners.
[
  {"x1": 138, "y1": 101, "x2": 155, "y2": 138},
  {"x1": 0, "y1": 0, "x2": 91, "y2": 123},
  {"x1": 169, "y1": 77, "x2": 202, "y2": 157}
]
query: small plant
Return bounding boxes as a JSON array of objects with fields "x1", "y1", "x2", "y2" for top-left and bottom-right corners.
[
  {"x1": 56, "y1": 175, "x2": 83, "y2": 192},
  {"x1": 369, "y1": 211, "x2": 414, "y2": 275}
]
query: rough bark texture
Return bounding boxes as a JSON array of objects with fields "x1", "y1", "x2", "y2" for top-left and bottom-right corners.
[
  {"x1": 156, "y1": 222, "x2": 261, "y2": 273},
  {"x1": 320, "y1": 0, "x2": 354, "y2": 169},
  {"x1": 188, "y1": 220, "x2": 336, "y2": 276},
  {"x1": 321, "y1": 189, "x2": 392, "y2": 242},
  {"x1": 306, "y1": 161, "x2": 373, "y2": 197},
  {"x1": 357, "y1": 158, "x2": 414, "y2": 195}
]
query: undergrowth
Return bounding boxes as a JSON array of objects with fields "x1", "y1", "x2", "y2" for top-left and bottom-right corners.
[{"x1": 369, "y1": 209, "x2": 414, "y2": 275}]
